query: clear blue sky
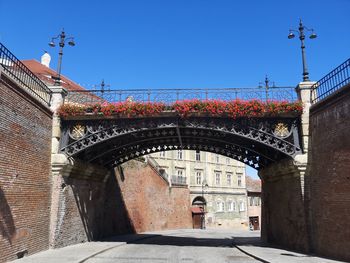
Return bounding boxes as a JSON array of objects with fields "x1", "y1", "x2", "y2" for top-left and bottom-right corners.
[{"x1": 1, "y1": 0, "x2": 349, "y2": 178}]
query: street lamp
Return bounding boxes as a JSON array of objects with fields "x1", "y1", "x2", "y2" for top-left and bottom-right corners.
[
  {"x1": 288, "y1": 19, "x2": 317, "y2": 82},
  {"x1": 49, "y1": 29, "x2": 76, "y2": 85},
  {"x1": 201, "y1": 179, "x2": 209, "y2": 229}
]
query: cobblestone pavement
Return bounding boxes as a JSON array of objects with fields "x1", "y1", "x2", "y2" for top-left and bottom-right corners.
[{"x1": 13, "y1": 229, "x2": 347, "y2": 263}]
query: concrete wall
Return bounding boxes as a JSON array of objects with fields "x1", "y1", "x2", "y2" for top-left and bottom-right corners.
[
  {"x1": 115, "y1": 160, "x2": 192, "y2": 232},
  {"x1": 308, "y1": 83, "x2": 350, "y2": 262},
  {"x1": 259, "y1": 159, "x2": 309, "y2": 252},
  {"x1": 0, "y1": 73, "x2": 52, "y2": 262}
]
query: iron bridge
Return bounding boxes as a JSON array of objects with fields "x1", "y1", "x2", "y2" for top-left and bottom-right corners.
[{"x1": 60, "y1": 114, "x2": 302, "y2": 170}]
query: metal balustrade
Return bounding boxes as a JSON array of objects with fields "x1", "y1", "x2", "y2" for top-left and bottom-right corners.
[
  {"x1": 311, "y1": 58, "x2": 350, "y2": 103},
  {"x1": 171, "y1": 175, "x2": 187, "y2": 185},
  {"x1": 65, "y1": 86, "x2": 298, "y2": 105},
  {"x1": 0, "y1": 42, "x2": 52, "y2": 106}
]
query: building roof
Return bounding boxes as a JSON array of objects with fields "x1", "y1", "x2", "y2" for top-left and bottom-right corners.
[
  {"x1": 21, "y1": 59, "x2": 86, "y2": 91},
  {"x1": 246, "y1": 175, "x2": 261, "y2": 193}
]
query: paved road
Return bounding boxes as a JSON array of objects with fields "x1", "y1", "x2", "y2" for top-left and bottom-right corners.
[
  {"x1": 13, "y1": 229, "x2": 347, "y2": 263},
  {"x1": 87, "y1": 229, "x2": 257, "y2": 263}
]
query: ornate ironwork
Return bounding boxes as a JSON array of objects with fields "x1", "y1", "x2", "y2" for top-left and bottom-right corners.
[
  {"x1": 0, "y1": 42, "x2": 52, "y2": 106},
  {"x1": 65, "y1": 86, "x2": 298, "y2": 105},
  {"x1": 311, "y1": 58, "x2": 350, "y2": 103},
  {"x1": 60, "y1": 115, "x2": 302, "y2": 170}
]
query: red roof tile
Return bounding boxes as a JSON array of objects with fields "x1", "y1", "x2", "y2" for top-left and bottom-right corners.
[
  {"x1": 21, "y1": 60, "x2": 86, "y2": 91},
  {"x1": 246, "y1": 176, "x2": 261, "y2": 193}
]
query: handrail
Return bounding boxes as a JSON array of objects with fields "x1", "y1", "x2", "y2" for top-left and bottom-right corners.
[
  {"x1": 146, "y1": 156, "x2": 170, "y2": 184},
  {"x1": 65, "y1": 86, "x2": 298, "y2": 105},
  {"x1": 0, "y1": 42, "x2": 52, "y2": 106},
  {"x1": 311, "y1": 58, "x2": 350, "y2": 103}
]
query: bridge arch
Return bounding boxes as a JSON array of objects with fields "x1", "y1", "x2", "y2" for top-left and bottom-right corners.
[{"x1": 60, "y1": 114, "x2": 302, "y2": 170}]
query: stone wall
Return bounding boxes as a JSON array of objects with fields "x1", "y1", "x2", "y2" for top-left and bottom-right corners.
[
  {"x1": 115, "y1": 160, "x2": 192, "y2": 232},
  {"x1": 0, "y1": 73, "x2": 52, "y2": 262},
  {"x1": 259, "y1": 159, "x2": 309, "y2": 252},
  {"x1": 308, "y1": 83, "x2": 350, "y2": 262}
]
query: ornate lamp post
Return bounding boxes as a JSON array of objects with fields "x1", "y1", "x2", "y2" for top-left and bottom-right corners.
[
  {"x1": 49, "y1": 29, "x2": 76, "y2": 85},
  {"x1": 259, "y1": 75, "x2": 275, "y2": 102},
  {"x1": 288, "y1": 19, "x2": 317, "y2": 82},
  {"x1": 201, "y1": 179, "x2": 209, "y2": 229}
]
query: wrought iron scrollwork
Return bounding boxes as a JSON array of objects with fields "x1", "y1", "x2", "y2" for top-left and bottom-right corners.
[{"x1": 60, "y1": 115, "x2": 302, "y2": 170}]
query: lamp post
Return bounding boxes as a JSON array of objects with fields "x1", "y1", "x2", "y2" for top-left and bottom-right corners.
[
  {"x1": 49, "y1": 29, "x2": 76, "y2": 85},
  {"x1": 288, "y1": 19, "x2": 317, "y2": 82},
  {"x1": 259, "y1": 76, "x2": 275, "y2": 102},
  {"x1": 201, "y1": 179, "x2": 209, "y2": 229}
]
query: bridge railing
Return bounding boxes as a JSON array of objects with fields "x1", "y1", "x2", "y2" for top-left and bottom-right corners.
[
  {"x1": 311, "y1": 58, "x2": 350, "y2": 104},
  {"x1": 65, "y1": 86, "x2": 298, "y2": 105},
  {"x1": 0, "y1": 42, "x2": 52, "y2": 106}
]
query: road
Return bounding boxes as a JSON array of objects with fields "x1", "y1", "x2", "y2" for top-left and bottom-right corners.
[
  {"x1": 13, "y1": 229, "x2": 346, "y2": 263},
  {"x1": 86, "y1": 229, "x2": 258, "y2": 263}
]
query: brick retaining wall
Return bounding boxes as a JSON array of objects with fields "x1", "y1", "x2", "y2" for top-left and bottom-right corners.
[
  {"x1": 0, "y1": 74, "x2": 52, "y2": 262},
  {"x1": 308, "y1": 84, "x2": 350, "y2": 262},
  {"x1": 259, "y1": 159, "x2": 309, "y2": 252},
  {"x1": 115, "y1": 160, "x2": 192, "y2": 232}
]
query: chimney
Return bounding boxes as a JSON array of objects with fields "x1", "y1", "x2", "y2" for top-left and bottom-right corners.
[{"x1": 41, "y1": 51, "x2": 51, "y2": 68}]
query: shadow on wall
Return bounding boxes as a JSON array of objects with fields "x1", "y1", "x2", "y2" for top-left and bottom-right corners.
[
  {"x1": 69, "y1": 170, "x2": 135, "y2": 242},
  {"x1": 99, "y1": 169, "x2": 136, "y2": 237},
  {"x1": 0, "y1": 187, "x2": 16, "y2": 245},
  {"x1": 260, "y1": 159, "x2": 310, "y2": 252}
]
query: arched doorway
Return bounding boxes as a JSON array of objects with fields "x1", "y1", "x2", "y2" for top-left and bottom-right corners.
[{"x1": 192, "y1": 196, "x2": 207, "y2": 229}]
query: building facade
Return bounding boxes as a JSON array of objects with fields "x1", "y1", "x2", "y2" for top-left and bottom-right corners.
[
  {"x1": 246, "y1": 176, "x2": 262, "y2": 230},
  {"x1": 150, "y1": 150, "x2": 248, "y2": 228}
]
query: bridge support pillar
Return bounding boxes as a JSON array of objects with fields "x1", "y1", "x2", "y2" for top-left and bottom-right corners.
[
  {"x1": 295, "y1": 81, "x2": 315, "y2": 152},
  {"x1": 49, "y1": 154, "x2": 113, "y2": 248},
  {"x1": 260, "y1": 157, "x2": 310, "y2": 252},
  {"x1": 48, "y1": 87, "x2": 115, "y2": 248},
  {"x1": 260, "y1": 81, "x2": 315, "y2": 252}
]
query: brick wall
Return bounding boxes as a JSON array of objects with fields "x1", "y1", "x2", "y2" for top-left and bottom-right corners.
[
  {"x1": 49, "y1": 162, "x2": 134, "y2": 248},
  {"x1": 259, "y1": 159, "x2": 309, "y2": 252},
  {"x1": 0, "y1": 74, "x2": 52, "y2": 262},
  {"x1": 49, "y1": 158, "x2": 192, "y2": 248},
  {"x1": 308, "y1": 84, "x2": 350, "y2": 262},
  {"x1": 115, "y1": 160, "x2": 192, "y2": 232}
]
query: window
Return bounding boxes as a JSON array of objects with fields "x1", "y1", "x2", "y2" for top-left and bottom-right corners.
[
  {"x1": 226, "y1": 157, "x2": 230, "y2": 164},
  {"x1": 251, "y1": 197, "x2": 261, "y2": 206},
  {"x1": 216, "y1": 201, "x2": 224, "y2": 212},
  {"x1": 227, "y1": 200, "x2": 234, "y2": 211},
  {"x1": 195, "y1": 150, "x2": 201, "y2": 161},
  {"x1": 216, "y1": 154, "x2": 220, "y2": 163},
  {"x1": 249, "y1": 197, "x2": 254, "y2": 206},
  {"x1": 239, "y1": 200, "x2": 246, "y2": 211},
  {"x1": 177, "y1": 150, "x2": 183, "y2": 160},
  {"x1": 159, "y1": 151, "x2": 166, "y2": 157},
  {"x1": 215, "y1": 172, "x2": 221, "y2": 185},
  {"x1": 177, "y1": 169, "x2": 184, "y2": 177},
  {"x1": 226, "y1": 173, "x2": 232, "y2": 186},
  {"x1": 196, "y1": 171, "x2": 202, "y2": 185},
  {"x1": 237, "y1": 174, "x2": 242, "y2": 187}
]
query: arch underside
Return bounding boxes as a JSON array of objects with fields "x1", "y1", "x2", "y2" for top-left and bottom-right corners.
[{"x1": 60, "y1": 116, "x2": 302, "y2": 170}]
